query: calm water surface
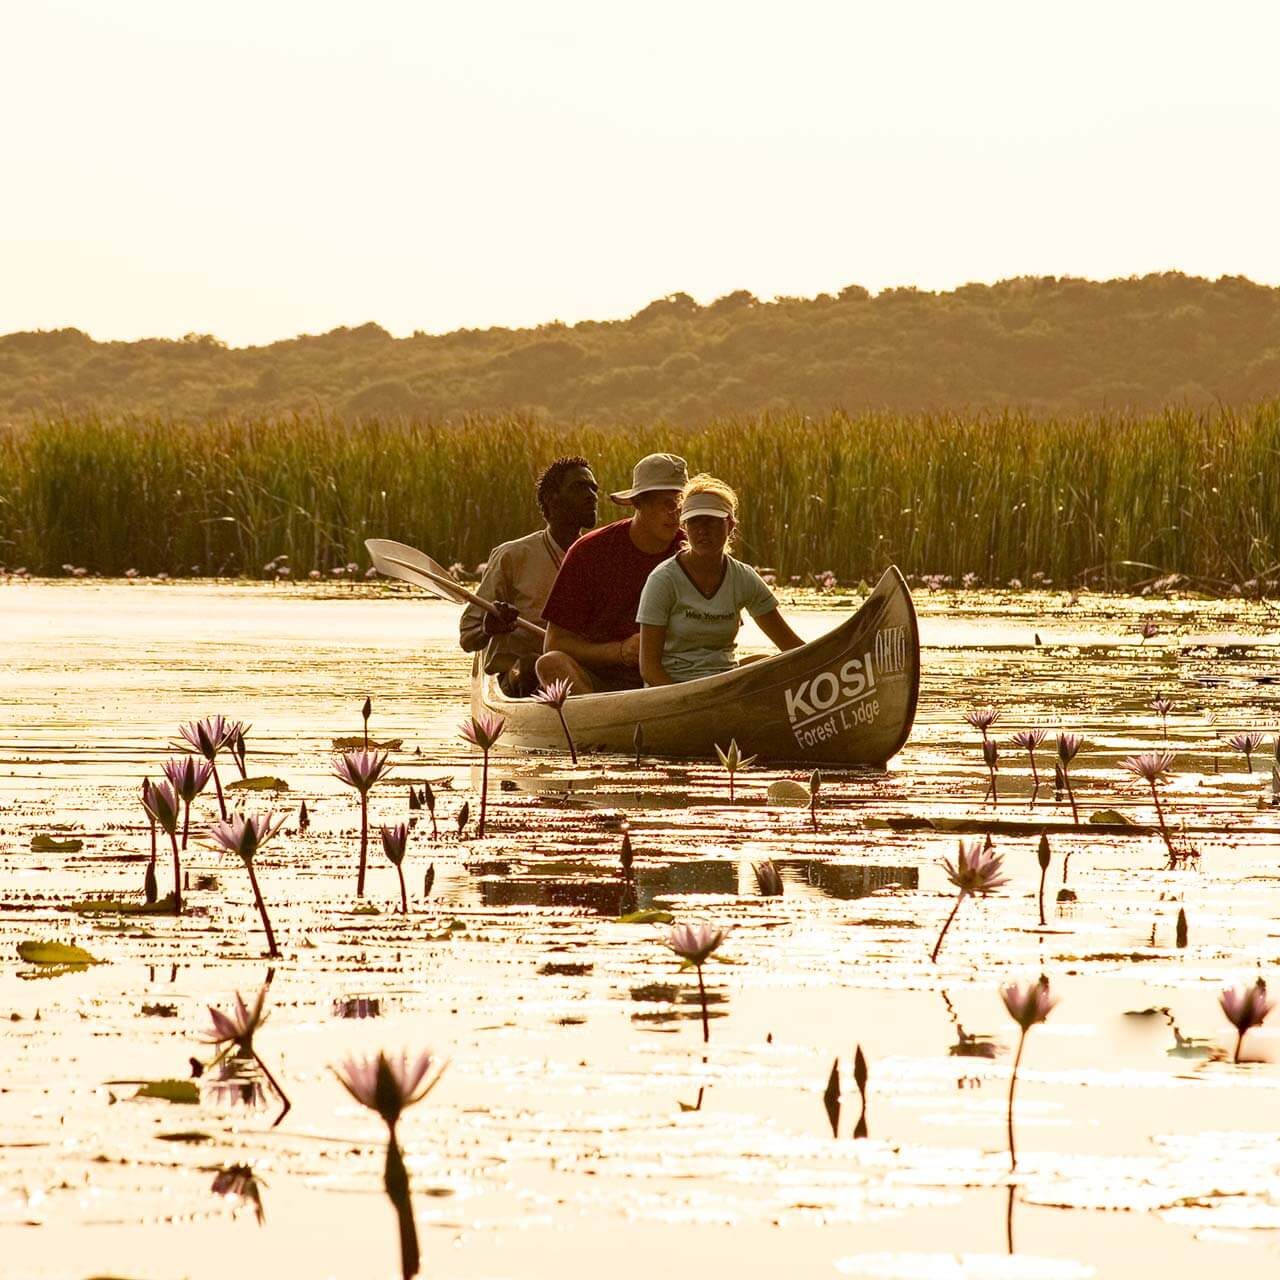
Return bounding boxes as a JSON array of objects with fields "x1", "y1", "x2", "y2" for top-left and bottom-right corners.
[{"x1": 2, "y1": 580, "x2": 1279, "y2": 1279}]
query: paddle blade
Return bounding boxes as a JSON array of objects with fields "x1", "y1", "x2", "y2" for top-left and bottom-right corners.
[{"x1": 364, "y1": 539, "x2": 464, "y2": 603}]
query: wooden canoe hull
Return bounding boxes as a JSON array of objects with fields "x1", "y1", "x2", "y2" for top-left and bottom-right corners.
[{"x1": 472, "y1": 565, "x2": 920, "y2": 766}]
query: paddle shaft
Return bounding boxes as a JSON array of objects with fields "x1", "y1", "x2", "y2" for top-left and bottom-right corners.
[{"x1": 379, "y1": 553, "x2": 546, "y2": 640}]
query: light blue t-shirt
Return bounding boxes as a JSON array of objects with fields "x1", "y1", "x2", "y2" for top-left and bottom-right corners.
[{"x1": 636, "y1": 554, "x2": 779, "y2": 683}]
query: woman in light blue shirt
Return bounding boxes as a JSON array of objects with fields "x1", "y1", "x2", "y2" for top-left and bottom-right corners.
[{"x1": 636, "y1": 474, "x2": 805, "y2": 685}]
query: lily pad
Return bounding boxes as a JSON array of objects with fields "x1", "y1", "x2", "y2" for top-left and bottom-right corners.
[
  {"x1": 131, "y1": 1079, "x2": 200, "y2": 1105},
  {"x1": 67, "y1": 895, "x2": 176, "y2": 916},
  {"x1": 1089, "y1": 809, "x2": 1134, "y2": 825},
  {"x1": 331, "y1": 736, "x2": 403, "y2": 751},
  {"x1": 617, "y1": 908, "x2": 674, "y2": 925},
  {"x1": 30, "y1": 834, "x2": 84, "y2": 853},
  {"x1": 226, "y1": 776, "x2": 289, "y2": 792},
  {"x1": 18, "y1": 940, "x2": 103, "y2": 966},
  {"x1": 156, "y1": 1130, "x2": 211, "y2": 1143},
  {"x1": 766, "y1": 779, "x2": 810, "y2": 805}
]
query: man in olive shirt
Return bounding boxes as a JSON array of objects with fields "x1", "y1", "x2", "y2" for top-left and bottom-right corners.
[{"x1": 459, "y1": 457, "x2": 598, "y2": 696}]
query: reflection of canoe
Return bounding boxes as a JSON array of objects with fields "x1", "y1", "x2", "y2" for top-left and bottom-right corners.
[{"x1": 472, "y1": 566, "x2": 920, "y2": 766}]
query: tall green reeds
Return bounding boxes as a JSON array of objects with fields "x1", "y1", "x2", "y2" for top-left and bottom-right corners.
[{"x1": 2, "y1": 403, "x2": 1279, "y2": 586}]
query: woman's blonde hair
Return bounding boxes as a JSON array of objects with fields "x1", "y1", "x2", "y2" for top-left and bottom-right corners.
[
  {"x1": 680, "y1": 474, "x2": 738, "y2": 547},
  {"x1": 681, "y1": 473, "x2": 739, "y2": 518}
]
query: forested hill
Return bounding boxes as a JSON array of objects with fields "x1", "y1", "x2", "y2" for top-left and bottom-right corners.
[{"x1": 3, "y1": 273, "x2": 1279, "y2": 424}]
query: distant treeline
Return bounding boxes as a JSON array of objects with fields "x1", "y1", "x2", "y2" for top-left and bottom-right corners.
[
  {"x1": 2, "y1": 273, "x2": 1279, "y2": 424},
  {"x1": 3, "y1": 404, "x2": 1280, "y2": 589}
]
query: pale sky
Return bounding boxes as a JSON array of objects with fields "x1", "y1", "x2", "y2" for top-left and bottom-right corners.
[{"x1": 4, "y1": 0, "x2": 1279, "y2": 347}]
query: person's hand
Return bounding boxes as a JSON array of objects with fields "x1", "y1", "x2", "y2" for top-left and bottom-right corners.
[
  {"x1": 617, "y1": 632, "x2": 642, "y2": 667},
  {"x1": 482, "y1": 601, "x2": 520, "y2": 637}
]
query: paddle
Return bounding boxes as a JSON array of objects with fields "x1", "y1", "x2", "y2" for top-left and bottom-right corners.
[{"x1": 364, "y1": 538, "x2": 546, "y2": 640}]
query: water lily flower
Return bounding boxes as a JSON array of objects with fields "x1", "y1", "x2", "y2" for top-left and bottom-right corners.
[
  {"x1": 809, "y1": 769, "x2": 821, "y2": 830},
  {"x1": 380, "y1": 822, "x2": 411, "y2": 913},
  {"x1": 162, "y1": 754, "x2": 213, "y2": 848},
  {"x1": 1139, "y1": 618, "x2": 1158, "y2": 643},
  {"x1": 1121, "y1": 751, "x2": 1176, "y2": 859},
  {"x1": 1220, "y1": 978, "x2": 1275, "y2": 1063},
  {"x1": 1055, "y1": 732, "x2": 1083, "y2": 822},
  {"x1": 334, "y1": 1049, "x2": 448, "y2": 1280},
  {"x1": 1151, "y1": 694, "x2": 1173, "y2": 738},
  {"x1": 458, "y1": 714, "x2": 504, "y2": 837},
  {"x1": 531, "y1": 678, "x2": 577, "y2": 764},
  {"x1": 1010, "y1": 728, "x2": 1047, "y2": 805},
  {"x1": 141, "y1": 778, "x2": 159, "y2": 905},
  {"x1": 207, "y1": 812, "x2": 286, "y2": 957},
  {"x1": 982, "y1": 736, "x2": 999, "y2": 807},
  {"x1": 933, "y1": 839, "x2": 1008, "y2": 963},
  {"x1": 753, "y1": 859, "x2": 783, "y2": 896},
  {"x1": 1000, "y1": 975, "x2": 1059, "y2": 1170},
  {"x1": 714, "y1": 738, "x2": 756, "y2": 803},
  {"x1": 964, "y1": 706, "x2": 1001, "y2": 738},
  {"x1": 333, "y1": 748, "x2": 394, "y2": 895},
  {"x1": 210, "y1": 1163, "x2": 265, "y2": 1224},
  {"x1": 204, "y1": 983, "x2": 290, "y2": 1126},
  {"x1": 667, "y1": 921, "x2": 729, "y2": 966},
  {"x1": 1036, "y1": 834, "x2": 1051, "y2": 926},
  {"x1": 665, "y1": 922, "x2": 729, "y2": 1043},
  {"x1": 142, "y1": 778, "x2": 184, "y2": 914},
  {"x1": 1226, "y1": 731, "x2": 1265, "y2": 773},
  {"x1": 177, "y1": 715, "x2": 242, "y2": 819}
]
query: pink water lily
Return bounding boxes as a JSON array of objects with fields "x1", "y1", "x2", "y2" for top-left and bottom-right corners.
[
  {"x1": 204, "y1": 984, "x2": 290, "y2": 1126},
  {"x1": 531, "y1": 679, "x2": 577, "y2": 763},
  {"x1": 1220, "y1": 978, "x2": 1275, "y2": 1062},
  {"x1": 1000, "y1": 975, "x2": 1059, "y2": 1171},
  {"x1": 665, "y1": 922, "x2": 729, "y2": 1043},
  {"x1": 380, "y1": 822, "x2": 411, "y2": 913},
  {"x1": 207, "y1": 813, "x2": 286, "y2": 957},
  {"x1": 1122, "y1": 751, "x2": 1176, "y2": 860},
  {"x1": 1011, "y1": 728, "x2": 1047, "y2": 805},
  {"x1": 933, "y1": 839, "x2": 1008, "y2": 963},
  {"x1": 335, "y1": 1049, "x2": 447, "y2": 1129},
  {"x1": 205, "y1": 985, "x2": 269, "y2": 1051},
  {"x1": 458, "y1": 714, "x2": 506, "y2": 836},
  {"x1": 334, "y1": 1049, "x2": 448, "y2": 1280},
  {"x1": 142, "y1": 778, "x2": 184, "y2": 914},
  {"x1": 333, "y1": 749, "x2": 394, "y2": 896},
  {"x1": 964, "y1": 706, "x2": 1001, "y2": 737},
  {"x1": 1055, "y1": 732, "x2": 1083, "y2": 822},
  {"x1": 162, "y1": 755, "x2": 213, "y2": 848},
  {"x1": 177, "y1": 715, "x2": 246, "y2": 819}
]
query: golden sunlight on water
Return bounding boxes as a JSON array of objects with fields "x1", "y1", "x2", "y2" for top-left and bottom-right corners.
[{"x1": 1, "y1": 579, "x2": 1279, "y2": 1278}]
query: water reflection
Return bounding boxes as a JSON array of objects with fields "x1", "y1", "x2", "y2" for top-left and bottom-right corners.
[
  {"x1": 471, "y1": 857, "x2": 920, "y2": 913},
  {"x1": 210, "y1": 1163, "x2": 266, "y2": 1225},
  {"x1": 207, "y1": 1052, "x2": 266, "y2": 1109}
]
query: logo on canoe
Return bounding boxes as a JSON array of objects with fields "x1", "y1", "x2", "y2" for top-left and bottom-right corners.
[
  {"x1": 874, "y1": 625, "x2": 907, "y2": 675},
  {"x1": 784, "y1": 653, "x2": 878, "y2": 727}
]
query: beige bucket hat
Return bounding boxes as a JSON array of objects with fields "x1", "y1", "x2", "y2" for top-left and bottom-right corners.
[{"x1": 609, "y1": 452, "x2": 689, "y2": 505}]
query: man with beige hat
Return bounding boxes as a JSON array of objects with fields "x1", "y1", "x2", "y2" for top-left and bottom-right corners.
[{"x1": 536, "y1": 452, "x2": 688, "y2": 694}]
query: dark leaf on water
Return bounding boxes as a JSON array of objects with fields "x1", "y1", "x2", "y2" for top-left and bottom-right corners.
[
  {"x1": 30, "y1": 834, "x2": 84, "y2": 853},
  {"x1": 423, "y1": 863, "x2": 436, "y2": 899},
  {"x1": 823, "y1": 1058, "x2": 841, "y2": 1137},
  {"x1": 853, "y1": 1044, "x2": 868, "y2": 1092}
]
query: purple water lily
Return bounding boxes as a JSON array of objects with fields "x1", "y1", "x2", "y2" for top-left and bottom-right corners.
[
  {"x1": 665, "y1": 922, "x2": 729, "y2": 1043},
  {"x1": 142, "y1": 777, "x2": 183, "y2": 913},
  {"x1": 207, "y1": 813, "x2": 286, "y2": 957},
  {"x1": 204, "y1": 983, "x2": 290, "y2": 1125},
  {"x1": 380, "y1": 822, "x2": 411, "y2": 914},
  {"x1": 333, "y1": 748, "x2": 394, "y2": 895},
  {"x1": 459, "y1": 713, "x2": 505, "y2": 837},
  {"x1": 177, "y1": 715, "x2": 245, "y2": 820},
  {"x1": 932, "y1": 839, "x2": 1009, "y2": 963},
  {"x1": 162, "y1": 755, "x2": 213, "y2": 849},
  {"x1": 334, "y1": 1050, "x2": 448, "y2": 1280},
  {"x1": 1000, "y1": 975, "x2": 1060, "y2": 1170},
  {"x1": 1220, "y1": 978, "x2": 1275, "y2": 1063},
  {"x1": 531, "y1": 678, "x2": 577, "y2": 764}
]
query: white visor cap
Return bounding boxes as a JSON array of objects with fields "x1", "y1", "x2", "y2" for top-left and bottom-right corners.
[{"x1": 680, "y1": 491, "x2": 734, "y2": 522}]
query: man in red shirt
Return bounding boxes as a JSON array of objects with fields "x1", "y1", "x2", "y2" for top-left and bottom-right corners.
[{"x1": 536, "y1": 453, "x2": 687, "y2": 694}]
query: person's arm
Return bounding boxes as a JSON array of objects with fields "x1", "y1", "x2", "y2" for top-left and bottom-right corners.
[
  {"x1": 459, "y1": 551, "x2": 518, "y2": 653},
  {"x1": 639, "y1": 623, "x2": 674, "y2": 686},
  {"x1": 543, "y1": 621, "x2": 636, "y2": 669},
  {"x1": 755, "y1": 608, "x2": 805, "y2": 652}
]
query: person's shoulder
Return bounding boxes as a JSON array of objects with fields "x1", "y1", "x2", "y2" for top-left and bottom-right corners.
[
  {"x1": 488, "y1": 528, "x2": 546, "y2": 559},
  {"x1": 728, "y1": 556, "x2": 774, "y2": 592},
  {"x1": 562, "y1": 519, "x2": 629, "y2": 561}
]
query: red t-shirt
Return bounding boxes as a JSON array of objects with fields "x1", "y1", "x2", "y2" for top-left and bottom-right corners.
[{"x1": 542, "y1": 519, "x2": 683, "y2": 644}]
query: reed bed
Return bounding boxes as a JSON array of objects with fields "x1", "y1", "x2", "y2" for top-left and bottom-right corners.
[{"x1": 2, "y1": 403, "x2": 1279, "y2": 587}]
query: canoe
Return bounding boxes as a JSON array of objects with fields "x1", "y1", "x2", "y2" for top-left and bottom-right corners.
[{"x1": 471, "y1": 565, "x2": 920, "y2": 766}]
